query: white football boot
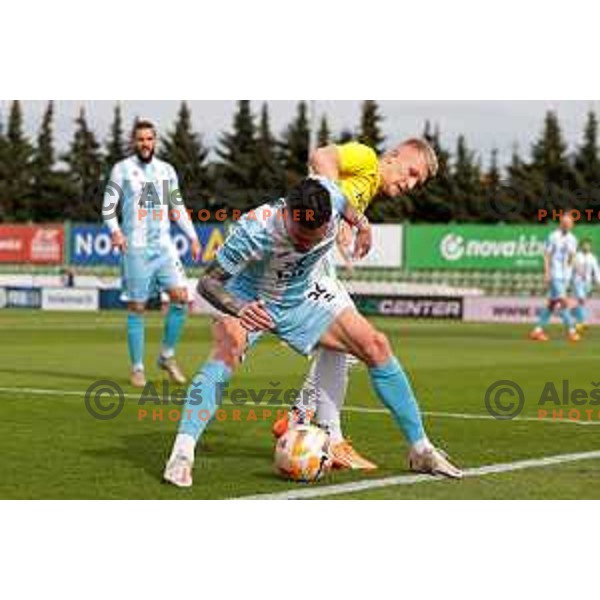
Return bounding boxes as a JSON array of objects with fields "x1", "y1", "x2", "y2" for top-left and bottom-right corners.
[
  {"x1": 130, "y1": 368, "x2": 147, "y2": 388},
  {"x1": 158, "y1": 356, "x2": 187, "y2": 385},
  {"x1": 163, "y1": 454, "x2": 194, "y2": 488},
  {"x1": 408, "y1": 446, "x2": 463, "y2": 479}
]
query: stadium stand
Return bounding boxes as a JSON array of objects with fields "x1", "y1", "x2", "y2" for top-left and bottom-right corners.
[
  {"x1": 338, "y1": 268, "x2": 549, "y2": 297},
  {"x1": 0, "y1": 263, "x2": 553, "y2": 297}
]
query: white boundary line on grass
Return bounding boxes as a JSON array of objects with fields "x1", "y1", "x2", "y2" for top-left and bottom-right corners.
[
  {"x1": 0, "y1": 385, "x2": 599, "y2": 426},
  {"x1": 234, "y1": 449, "x2": 600, "y2": 500},
  {"x1": 0, "y1": 386, "x2": 142, "y2": 399}
]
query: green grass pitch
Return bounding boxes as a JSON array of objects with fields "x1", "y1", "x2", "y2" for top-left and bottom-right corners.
[{"x1": 1, "y1": 309, "x2": 599, "y2": 499}]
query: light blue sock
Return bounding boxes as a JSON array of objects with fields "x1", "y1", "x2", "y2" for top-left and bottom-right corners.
[
  {"x1": 369, "y1": 356, "x2": 426, "y2": 445},
  {"x1": 574, "y1": 305, "x2": 586, "y2": 324},
  {"x1": 559, "y1": 307, "x2": 574, "y2": 330},
  {"x1": 161, "y1": 303, "x2": 187, "y2": 358},
  {"x1": 127, "y1": 312, "x2": 145, "y2": 370},
  {"x1": 537, "y1": 307, "x2": 552, "y2": 328},
  {"x1": 178, "y1": 360, "x2": 232, "y2": 441}
]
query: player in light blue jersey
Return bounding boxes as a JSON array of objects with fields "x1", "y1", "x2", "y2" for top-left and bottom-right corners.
[
  {"x1": 571, "y1": 238, "x2": 600, "y2": 334},
  {"x1": 102, "y1": 120, "x2": 201, "y2": 387},
  {"x1": 530, "y1": 215, "x2": 579, "y2": 342},
  {"x1": 163, "y1": 177, "x2": 462, "y2": 487}
]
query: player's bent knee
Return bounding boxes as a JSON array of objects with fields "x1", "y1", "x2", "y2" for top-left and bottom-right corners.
[
  {"x1": 362, "y1": 331, "x2": 392, "y2": 367},
  {"x1": 214, "y1": 342, "x2": 246, "y2": 369},
  {"x1": 169, "y1": 288, "x2": 188, "y2": 304},
  {"x1": 128, "y1": 302, "x2": 145, "y2": 314},
  {"x1": 212, "y1": 317, "x2": 247, "y2": 369}
]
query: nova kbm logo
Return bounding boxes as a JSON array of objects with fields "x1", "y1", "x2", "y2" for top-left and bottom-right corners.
[
  {"x1": 440, "y1": 234, "x2": 465, "y2": 261},
  {"x1": 438, "y1": 231, "x2": 545, "y2": 265}
]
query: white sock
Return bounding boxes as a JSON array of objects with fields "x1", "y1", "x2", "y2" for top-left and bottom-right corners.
[
  {"x1": 411, "y1": 437, "x2": 434, "y2": 455},
  {"x1": 170, "y1": 433, "x2": 196, "y2": 461},
  {"x1": 133, "y1": 362, "x2": 144, "y2": 372},
  {"x1": 290, "y1": 357, "x2": 319, "y2": 426},
  {"x1": 312, "y1": 349, "x2": 349, "y2": 443},
  {"x1": 161, "y1": 347, "x2": 175, "y2": 359}
]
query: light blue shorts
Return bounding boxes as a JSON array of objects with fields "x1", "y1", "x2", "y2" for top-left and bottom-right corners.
[
  {"x1": 548, "y1": 278, "x2": 568, "y2": 300},
  {"x1": 121, "y1": 245, "x2": 186, "y2": 303},
  {"x1": 225, "y1": 275, "x2": 355, "y2": 356},
  {"x1": 573, "y1": 280, "x2": 591, "y2": 301}
]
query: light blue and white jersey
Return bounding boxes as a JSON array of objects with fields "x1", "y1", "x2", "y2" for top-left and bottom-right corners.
[
  {"x1": 572, "y1": 251, "x2": 600, "y2": 286},
  {"x1": 545, "y1": 229, "x2": 577, "y2": 280},
  {"x1": 216, "y1": 179, "x2": 347, "y2": 307},
  {"x1": 102, "y1": 155, "x2": 197, "y2": 255}
]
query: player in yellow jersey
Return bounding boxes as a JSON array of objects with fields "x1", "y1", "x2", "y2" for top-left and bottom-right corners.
[{"x1": 272, "y1": 139, "x2": 439, "y2": 470}]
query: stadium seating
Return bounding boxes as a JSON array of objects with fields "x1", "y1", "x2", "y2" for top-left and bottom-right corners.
[
  {"x1": 0, "y1": 263, "x2": 592, "y2": 298},
  {"x1": 337, "y1": 268, "x2": 553, "y2": 297}
]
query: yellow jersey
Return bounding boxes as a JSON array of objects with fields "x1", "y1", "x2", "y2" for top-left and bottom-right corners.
[{"x1": 336, "y1": 142, "x2": 381, "y2": 213}]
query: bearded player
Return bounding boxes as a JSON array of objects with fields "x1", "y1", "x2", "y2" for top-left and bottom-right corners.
[
  {"x1": 530, "y1": 214, "x2": 579, "y2": 342},
  {"x1": 103, "y1": 120, "x2": 201, "y2": 387},
  {"x1": 272, "y1": 139, "x2": 438, "y2": 470},
  {"x1": 571, "y1": 238, "x2": 600, "y2": 333}
]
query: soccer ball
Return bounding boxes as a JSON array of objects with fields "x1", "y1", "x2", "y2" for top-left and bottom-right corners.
[{"x1": 274, "y1": 425, "x2": 332, "y2": 483}]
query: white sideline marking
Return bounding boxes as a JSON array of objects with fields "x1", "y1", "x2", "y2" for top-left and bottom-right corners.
[
  {"x1": 346, "y1": 405, "x2": 600, "y2": 426},
  {"x1": 0, "y1": 386, "x2": 141, "y2": 399},
  {"x1": 0, "y1": 386, "x2": 598, "y2": 426},
  {"x1": 234, "y1": 450, "x2": 600, "y2": 500}
]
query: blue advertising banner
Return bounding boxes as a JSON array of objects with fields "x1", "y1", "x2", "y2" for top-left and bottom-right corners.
[
  {"x1": 0, "y1": 287, "x2": 42, "y2": 309},
  {"x1": 70, "y1": 223, "x2": 226, "y2": 267},
  {"x1": 99, "y1": 289, "x2": 165, "y2": 310},
  {"x1": 99, "y1": 289, "x2": 126, "y2": 309}
]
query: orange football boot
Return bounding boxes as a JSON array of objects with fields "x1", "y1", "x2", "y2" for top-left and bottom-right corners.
[
  {"x1": 329, "y1": 439, "x2": 378, "y2": 470},
  {"x1": 272, "y1": 415, "x2": 289, "y2": 438},
  {"x1": 529, "y1": 330, "x2": 549, "y2": 342}
]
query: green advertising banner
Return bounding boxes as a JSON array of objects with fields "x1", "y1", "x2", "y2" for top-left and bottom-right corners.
[{"x1": 405, "y1": 224, "x2": 600, "y2": 270}]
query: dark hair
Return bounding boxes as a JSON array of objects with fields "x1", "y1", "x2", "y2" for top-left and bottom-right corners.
[
  {"x1": 132, "y1": 119, "x2": 156, "y2": 137},
  {"x1": 580, "y1": 237, "x2": 592, "y2": 247},
  {"x1": 285, "y1": 178, "x2": 332, "y2": 230}
]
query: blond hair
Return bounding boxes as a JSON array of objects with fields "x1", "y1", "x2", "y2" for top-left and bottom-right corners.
[
  {"x1": 403, "y1": 138, "x2": 439, "y2": 178},
  {"x1": 386, "y1": 138, "x2": 439, "y2": 179}
]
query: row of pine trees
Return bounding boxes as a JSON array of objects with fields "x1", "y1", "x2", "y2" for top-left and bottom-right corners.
[{"x1": 1, "y1": 100, "x2": 600, "y2": 223}]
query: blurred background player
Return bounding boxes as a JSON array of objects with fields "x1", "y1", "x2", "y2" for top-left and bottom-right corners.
[
  {"x1": 272, "y1": 139, "x2": 438, "y2": 470},
  {"x1": 163, "y1": 177, "x2": 461, "y2": 487},
  {"x1": 530, "y1": 214, "x2": 579, "y2": 342},
  {"x1": 102, "y1": 120, "x2": 201, "y2": 387},
  {"x1": 571, "y1": 238, "x2": 600, "y2": 334}
]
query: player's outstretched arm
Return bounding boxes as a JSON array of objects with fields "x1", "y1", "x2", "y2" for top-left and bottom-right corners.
[
  {"x1": 543, "y1": 251, "x2": 551, "y2": 283},
  {"x1": 309, "y1": 145, "x2": 340, "y2": 179},
  {"x1": 167, "y1": 165, "x2": 200, "y2": 259},
  {"x1": 335, "y1": 222, "x2": 354, "y2": 273},
  {"x1": 102, "y1": 166, "x2": 122, "y2": 232},
  {"x1": 102, "y1": 166, "x2": 127, "y2": 252},
  {"x1": 341, "y1": 202, "x2": 372, "y2": 259}
]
